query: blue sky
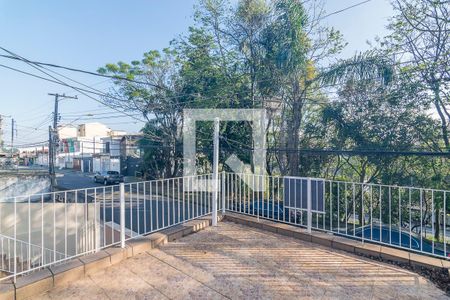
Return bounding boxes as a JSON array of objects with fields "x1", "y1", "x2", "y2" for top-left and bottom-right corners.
[{"x1": 0, "y1": 0, "x2": 393, "y2": 145}]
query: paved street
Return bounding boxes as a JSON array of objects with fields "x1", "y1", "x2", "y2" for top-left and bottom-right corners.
[
  {"x1": 102, "y1": 198, "x2": 210, "y2": 234},
  {"x1": 55, "y1": 169, "x2": 140, "y2": 191},
  {"x1": 55, "y1": 169, "x2": 103, "y2": 190}
]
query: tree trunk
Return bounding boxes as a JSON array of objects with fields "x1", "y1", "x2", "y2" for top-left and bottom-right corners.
[
  {"x1": 432, "y1": 84, "x2": 450, "y2": 151},
  {"x1": 434, "y1": 208, "x2": 440, "y2": 241},
  {"x1": 286, "y1": 82, "x2": 303, "y2": 176},
  {"x1": 358, "y1": 161, "x2": 368, "y2": 227}
]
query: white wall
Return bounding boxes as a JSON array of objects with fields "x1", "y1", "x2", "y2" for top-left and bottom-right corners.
[
  {"x1": 92, "y1": 157, "x2": 120, "y2": 173},
  {"x1": 58, "y1": 126, "x2": 77, "y2": 139},
  {"x1": 101, "y1": 137, "x2": 122, "y2": 156},
  {"x1": 79, "y1": 123, "x2": 110, "y2": 138},
  {"x1": 0, "y1": 203, "x2": 100, "y2": 257},
  {"x1": 78, "y1": 137, "x2": 103, "y2": 155},
  {"x1": 93, "y1": 157, "x2": 101, "y2": 173},
  {"x1": 110, "y1": 158, "x2": 120, "y2": 173}
]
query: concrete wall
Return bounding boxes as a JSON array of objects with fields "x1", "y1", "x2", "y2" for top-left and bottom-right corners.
[
  {"x1": 0, "y1": 175, "x2": 50, "y2": 200},
  {"x1": 78, "y1": 123, "x2": 110, "y2": 138}
]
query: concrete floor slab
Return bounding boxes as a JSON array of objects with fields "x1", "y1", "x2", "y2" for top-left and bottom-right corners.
[{"x1": 36, "y1": 221, "x2": 448, "y2": 299}]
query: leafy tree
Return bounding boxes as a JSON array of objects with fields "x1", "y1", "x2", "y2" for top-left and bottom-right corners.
[
  {"x1": 383, "y1": 0, "x2": 450, "y2": 150},
  {"x1": 258, "y1": 0, "x2": 346, "y2": 176},
  {"x1": 99, "y1": 49, "x2": 184, "y2": 177},
  {"x1": 97, "y1": 0, "x2": 450, "y2": 210}
]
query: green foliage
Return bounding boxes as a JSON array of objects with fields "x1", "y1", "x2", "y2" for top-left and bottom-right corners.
[
  {"x1": 320, "y1": 52, "x2": 395, "y2": 86},
  {"x1": 98, "y1": 0, "x2": 449, "y2": 192}
]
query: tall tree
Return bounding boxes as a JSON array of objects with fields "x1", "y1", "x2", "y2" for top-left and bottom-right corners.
[
  {"x1": 260, "y1": 0, "x2": 346, "y2": 176},
  {"x1": 98, "y1": 49, "x2": 185, "y2": 177},
  {"x1": 384, "y1": 0, "x2": 450, "y2": 150}
]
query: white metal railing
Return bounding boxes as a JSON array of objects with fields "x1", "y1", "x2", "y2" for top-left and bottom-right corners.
[
  {"x1": 2, "y1": 171, "x2": 448, "y2": 282},
  {"x1": 0, "y1": 234, "x2": 66, "y2": 275},
  {"x1": 223, "y1": 172, "x2": 450, "y2": 260},
  {"x1": 0, "y1": 173, "x2": 216, "y2": 282}
]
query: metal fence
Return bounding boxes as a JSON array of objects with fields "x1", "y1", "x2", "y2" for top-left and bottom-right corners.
[
  {"x1": 2, "y1": 171, "x2": 449, "y2": 282},
  {"x1": 223, "y1": 172, "x2": 450, "y2": 260},
  {"x1": 0, "y1": 234, "x2": 66, "y2": 275},
  {"x1": 0, "y1": 174, "x2": 216, "y2": 281}
]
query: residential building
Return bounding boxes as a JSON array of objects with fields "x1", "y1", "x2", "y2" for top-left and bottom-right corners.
[
  {"x1": 53, "y1": 123, "x2": 142, "y2": 175},
  {"x1": 16, "y1": 146, "x2": 48, "y2": 166},
  {"x1": 92, "y1": 133, "x2": 124, "y2": 173},
  {"x1": 56, "y1": 122, "x2": 118, "y2": 172},
  {"x1": 58, "y1": 125, "x2": 78, "y2": 139},
  {"x1": 77, "y1": 122, "x2": 110, "y2": 138}
]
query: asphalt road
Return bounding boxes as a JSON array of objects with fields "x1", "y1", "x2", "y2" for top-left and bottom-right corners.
[
  {"x1": 55, "y1": 170, "x2": 103, "y2": 190},
  {"x1": 101, "y1": 199, "x2": 211, "y2": 235}
]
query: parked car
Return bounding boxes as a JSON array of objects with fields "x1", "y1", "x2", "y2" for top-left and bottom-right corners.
[
  {"x1": 93, "y1": 171, "x2": 124, "y2": 185},
  {"x1": 236, "y1": 200, "x2": 300, "y2": 223},
  {"x1": 352, "y1": 225, "x2": 450, "y2": 257}
]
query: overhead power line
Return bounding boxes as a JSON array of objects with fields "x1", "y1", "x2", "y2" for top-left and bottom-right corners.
[
  {"x1": 0, "y1": 47, "x2": 149, "y2": 128},
  {"x1": 318, "y1": 0, "x2": 372, "y2": 21},
  {"x1": 1, "y1": 56, "x2": 446, "y2": 118},
  {"x1": 0, "y1": 54, "x2": 164, "y2": 89},
  {"x1": 1, "y1": 49, "x2": 446, "y2": 112},
  {"x1": 214, "y1": 133, "x2": 450, "y2": 157},
  {"x1": 1, "y1": 45, "x2": 448, "y2": 147},
  {"x1": 264, "y1": 147, "x2": 450, "y2": 157},
  {"x1": 203, "y1": 144, "x2": 450, "y2": 157}
]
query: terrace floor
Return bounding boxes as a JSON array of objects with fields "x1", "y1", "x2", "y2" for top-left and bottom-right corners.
[{"x1": 36, "y1": 221, "x2": 448, "y2": 299}]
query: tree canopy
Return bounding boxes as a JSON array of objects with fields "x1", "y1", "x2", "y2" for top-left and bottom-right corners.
[{"x1": 99, "y1": 0, "x2": 450, "y2": 191}]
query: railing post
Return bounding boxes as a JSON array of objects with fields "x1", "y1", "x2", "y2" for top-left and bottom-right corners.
[
  {"x1": 95, "y1": 192, "x2": 101, "y2": 252},
  {"x1": 212, "y1": 117, "x2": 219, "y2": 226},
  {"x1": 307, "y1": 178, "x2": 312, "y2": 233},
  {"x1": 13, "y1": 196, "x2": 17, "y2": 283},
  {"x1": 120, "y1": 183, "x2": 125, "y2": 248},
  {"x1": 221, "y1": 171, "x2": 226, "y2": 215}
]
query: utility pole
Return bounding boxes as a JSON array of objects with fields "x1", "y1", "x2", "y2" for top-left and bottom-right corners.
[
  {"x1": 48, "y1": 125, "x2": 53, "y2": 182},
  {"x1": 11, "y1": 118, "x2": 16, "y2": 157},
  {"x1": 48, "y1": 93, "x2": 78, "y2": 190}
]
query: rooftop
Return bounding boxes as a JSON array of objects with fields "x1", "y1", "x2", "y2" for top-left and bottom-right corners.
[{"x1": 35, "y1": 221, "x2": 447, "y2": 299}]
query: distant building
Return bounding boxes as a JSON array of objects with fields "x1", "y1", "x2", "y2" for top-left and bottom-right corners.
[
  {"x1": 12, "y1": 122, "x2": 125, "y2": 171},
  {"x1": 56, "y1": 122, "x2": 124, "y2": 172},
  {"x1": 93, "y1": 132, "x2": 124, "y2": 173},
  {"x1": 58, "y1": 125, "x2": 78, "y2": 139},
  {"x1": 109, "y1": 130, "x2": 127, "y2": 137},
  {"x1": 58, "y1": 136, "x2": 104, "y2": 171},
  {"x1": 16, "y1": 146, "x2": 49, "y2": 166},
  {"x1": 77, "y1": 122, "x2": 110, "y2": 138},
  {"x1": 101, "y1": 133, "x2": 124, "y2": 157},
  {"x1": 22, "y1": 122, "x2": 143, "y2": 175}
]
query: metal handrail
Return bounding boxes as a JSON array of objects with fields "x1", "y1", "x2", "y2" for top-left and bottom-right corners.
[
  {"x1": 0, "y1": 233, "x2": 66, "y2": 274},
  {"x1": 0, "y1": 173, "x2": 216, "y2": 282},
  {"x1": 2, "y1": 171, "x2": 447, "y2": 283},
  {"x1": 223, "y1": 172, "x2": 450, "y2": 260}
]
